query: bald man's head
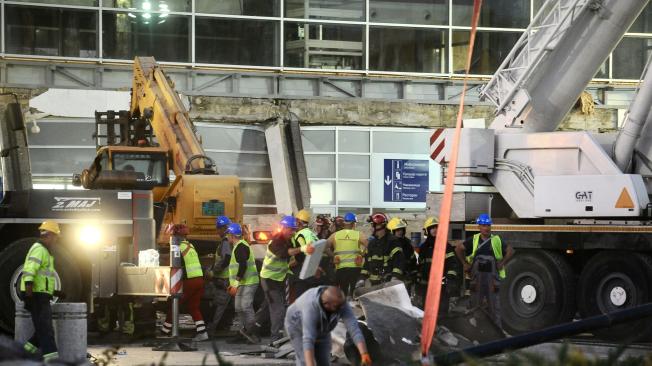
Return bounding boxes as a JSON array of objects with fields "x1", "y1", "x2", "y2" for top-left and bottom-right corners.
[{"x1": 320, "y1": 286, "x2": 346, "y2": 313}]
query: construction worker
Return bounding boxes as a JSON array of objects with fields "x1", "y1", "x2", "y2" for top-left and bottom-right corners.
[
  {"x1": 327, "y1": 212, "x2": 367, "y2": 298},
  {"x1": 205, "y1": 215, "x2": 232, "y2": 336},
  {"x1": 416, "y1": 217, "x2": 461, "y2": 312},
  {"x1": 285, "y1": 286, "x2": 371, "y2": 366},
  {"x1": 387, "y1": 217, "x2": 417, "y2": 292},
  {"x1": 358, "y1": 213, "x2": 404, "y2": 287},
  {"x1": 161, "y1": 224, "x2": 208, "y2": 341},
  {"x1": 289, "y1": 209, "x2": 320, "y2": 302},
  {"x1": 20, "y1": 221, "x2": 61, "y2": 363},
  {"x1": 254, "y1": 215, "x2": 303, "y2": 344},
  {"x1": 455, "y1": 214, "x2": 514, "y2": 328},
  {"x1": 226, "y1": 223, "x2": 260, "y2": 344}
]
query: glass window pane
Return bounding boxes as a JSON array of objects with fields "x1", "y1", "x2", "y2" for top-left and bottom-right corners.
[
  {"x1": 285, "y1": 0, "x2": 364, "y2": 21},
  {"x1": 373, "y1": 131, "x2": 429, "y2": 154},
  {"x1": 339, "y1": 155, "x2": 369, "y2": 179},
  {"x1": 305, "y1": 155, "x2": 335, "y2": 178},
  {"x1": 11, "y1": 0, "x2": 97, "y2": 5},
  {"x1": 30, "y1": 148, "x2": 95, "y2": 174},
  {"x1": 613, "y1": 37, "x2": 652, "y2": 80},
  {"x1": 370, "y1": 27, "x2": 448, "y2": 73},
  {"x1": 241, "y1": 181, "x2": 276, "y2": 205},
  {"x1": 27, "y1": 120, "x2": 95, "y2": 146},
  {"x1": 195, "y1": 18, "x2": 279, "y2": 66},
  {"x1": 102, "y1": 0, "x2": 190, "y2": 12},
  {"x1": 285, "y1": 22, "x2": 364, "y2": 70},
  {"x1": 102, "y1": 11, "x2": 190, "y2": 62},
  {"x1": 453, "y1": 0, "x2": 529, "y2": 28},
  {"x1": 630, "y1": 3, "x2": 652, "y2": 33},
  {"x1": 338, "y1": 130, "x2": 369, "y2": 153},
  {"x1": 337, "y1": 181, "x2": 369, "y2": 205},
  {"x1": 310, "y1": 180, "x2": 335, "y2": 205},
  {"x1": 6, "y1": 6, "x2": 98, "y2": 58},
  {"x1": 206, "y1": 152, "x2": 272, "y2": 178},
  {"x1": 370, "y1": 0, "x2": 447, "y2": 25},
  {"x1": 302, "y1": 130, "x2": 335, "y2": 152},
  {"x1": 452, "y1": 31, "x2": 520, "y2": 75},
  {"x1": 196, "y1": 0, "x2": 279, "y2": 16},
  {"x1": 196, "y1": 126, "x2": 267, "y2": 151}
]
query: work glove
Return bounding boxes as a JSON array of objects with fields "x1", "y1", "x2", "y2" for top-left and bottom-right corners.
[
  {"x1": 361, "y1": 352, "x2": 372, "y2": 366},
  {"x1": 333, "y1": 256, "x2": 341, "y2": 265},
  {"x1": 354, "y1": 255, "x2": 364, "y2": 266},
  {"x1": 53, "y1": 290, "x2": 66, "y2": 300},
  {"x1": 304, "y1": 244, "x2": 315, "y2": 255},
  {"x1": 227, "y1": 286, "x2": 238, "y2": 297}
]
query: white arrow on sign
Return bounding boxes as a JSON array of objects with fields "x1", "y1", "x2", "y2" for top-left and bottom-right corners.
[{"x1": 385, "y1": 176, "x2": 392, "y2": 185}]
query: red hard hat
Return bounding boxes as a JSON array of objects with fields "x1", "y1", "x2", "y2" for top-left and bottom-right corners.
[
  {"x1": 315, "y1": 215, "x2": 331, "y2": 227},
  {"x1": 166, "y1": 223, "x2": 189, "y2": 236},
  {"x1": 371, "y1": 213, "x2": 388, "y2": 225}
]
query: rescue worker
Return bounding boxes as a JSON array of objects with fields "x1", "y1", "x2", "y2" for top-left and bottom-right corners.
[
  {"x1": 455, "y1": 214, "x2": 514, "y2": 328},
  {"x1": 327, "y1": 212, "x2": 367, "y2": 298},
  {"x1": 205, "y1": 215, "x2": 232, "y2": 336},
  {"x1": 289, "y1": 209, "x2": 320, "y2": 302},
  {"x1": 387, "y1": 217, "x2": 417, "y2": 291},
  {"x1": 285, "y1": 286, "x2": 372, "y2": 366},
  {"x1": 226, "y1": 223, "x2": 260, "y2": 344},
  {"x1": 161, "y1": 224, "x2": 208, "y2": 341},
  {"x1": 314, "y1": 215, "x2": 332, "y2": 240},
  {"x1": 332, "y1": 215, "x2": 345, "y2": 232},
  {"x1": 358, "y1": 213, "x2": 404, "y2": 287},
  {"x1": 416, "y1": 217, "x2": 461, "y2": 312},
  {"x1": 21, "y1": 221, "x2": 62, "y2": 363},
  {"x1": 255, "y1": 216, "x2": 303, "y2": 343}
]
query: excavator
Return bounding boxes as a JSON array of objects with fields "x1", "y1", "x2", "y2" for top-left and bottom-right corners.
[{"x1": 74, "y1": 57, "x2": 244, "y2": 248}]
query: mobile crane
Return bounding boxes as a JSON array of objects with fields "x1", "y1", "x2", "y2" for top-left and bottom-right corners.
[{"x1": 430, "y1": 0, "x2": 652, "y2": 340}]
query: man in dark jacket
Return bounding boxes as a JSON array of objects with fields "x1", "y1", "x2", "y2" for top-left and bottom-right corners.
[{"x1": 359, "y1": 213, "x2": 404, "y2": 286}]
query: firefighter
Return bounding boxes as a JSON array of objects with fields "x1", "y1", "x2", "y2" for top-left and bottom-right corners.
[
  {"x1": 327, "y1": 212, "x2": 367, "y2": 298},
  {"x1": 387, "y1": 217, "x2": 417, "y2": 292},
  {"x1": 358, "y1": 213, "x2": 404, "y2": 287},
  {"x1": 314, "y1": 215, "x2": 332, "y2": 240},
  {"x1": 161, "y1": 224, "x2": 208, "y2": 341},
  {"x1": 226, "y1": 223, "x2": 261, "y2": 344},
  {"x1": 289, "y1": 209, "x2": 320, "y2": 301},
  {"x1": 332, "y1": 216, "x2": 345, "y2": 232},
  {"x1": 416, "y1": 217, "x2": 461, "y2": 312},
  {"x1": 455, "y1": 214, "x2": 514, "y2": 328},
  {"x1": 205, "y1": 215, "x2": 233, "y2": 336},
  {"x1": 20, "y1": 221, "x2": 62, "y2": 363}
]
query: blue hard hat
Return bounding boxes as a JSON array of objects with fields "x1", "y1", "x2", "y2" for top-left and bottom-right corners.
[
  {"x1": 225, "y1": 223, "x2": 242, "y2": 236},
  {"x1": 343, "y1": 212, "x2": 357, "y2": 223},
  {"x1": 476, "y1": 214, "x2": 493, "y2": 226},
  {"x1": 215, "y1": 216, "x2": 231, "y2": 228},
  {"x1": 279, "y1": 215, "x2": 298, "y2": 229}
]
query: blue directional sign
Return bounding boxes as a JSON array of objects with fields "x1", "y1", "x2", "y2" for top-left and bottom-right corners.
[{"x1": 383, "y1": 159, "x2": 429, "y2": 202}]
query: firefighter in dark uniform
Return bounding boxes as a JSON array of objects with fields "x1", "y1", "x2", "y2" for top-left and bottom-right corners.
[
  {"x1": 386, "y1": 217, "x2": 417, "y2": 292},
  {"x1": 358, "y1": 213, "x2": 404, "y2": 287}
]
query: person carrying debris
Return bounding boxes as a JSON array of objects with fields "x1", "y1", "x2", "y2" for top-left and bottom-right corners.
[
  {"x1": 327, "y1": 212, "x2": 368, "y2": 298},
  {"x1": 161, "y1": 224, "x2": 208, "y2": 341},
  {"x1": 289, "y1": 209, "x2": 321, "y2": 302},
  {"x1": 204, "y1": 216, "x2": 233, "y2": 336},
  {"x1": 20, "y1": 221, "x2": 62, "y2": 363},
  {"x1": 285, "y1": 286, "x2": 372, "y2": 366},
  {"x1": 226, "y1": 223, "x2": 261, "y2": 343},
  {"x1": 387, "y1": 217, "x2": 418, "y2": 292},
  {"x1": 416, "y1": 217, "x2": 461, "y2": 312},
  {"x1": 455, "y1": 214, "x2": 514, "y2": 328},
  {"x1": 358, "y1": 213, "x2": 404, "y2": 287}
]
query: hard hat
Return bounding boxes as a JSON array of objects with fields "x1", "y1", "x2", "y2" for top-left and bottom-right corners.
[
  {"x1": 295, "y1": 209, "x2": 312, "y2": 223},
  {"x1": 279, "y1": 215, "x2": 298, "y2": 230},
  {"x1": 225, "y1": 223, "x2": 243, "y2": 236},
  {"x1": 343, "y1": 212, "x2": 357, "y2": 223},
  {"x1": 477, "y1": 214, "x2": 493, "y2": 226},
  {"x1": 39, "y1": 221, "x2": 61, "y2": 235},
  {"x1": 166, "y1": 223, "x2": 189, "y2": 236},
  {"x1": 370, "y1": 213, "x2": 388, "y2": 225},
  {"x1": 387, "y1": 217, "x2": 407, "y2": 232},
  {"x1": 215, "y1": 216, "x2": 231, "y2": 229},
  {"x1": 423, "y1": 217, "x2": 440, "y2": 230}
]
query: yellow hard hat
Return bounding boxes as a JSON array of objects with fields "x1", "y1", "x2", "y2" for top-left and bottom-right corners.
[
  {"x1": 39, "y1": 221, "x2": 61, "y2": 235},
  {"x1": 387, "y1": 217, "x2": 407, "y2": 232},
  {"x1": 423, "y1": 216, "x2": 439, "y2": 230},
  {"x1": 295, "y1": 209, "x2": 312, "y2": 223}
]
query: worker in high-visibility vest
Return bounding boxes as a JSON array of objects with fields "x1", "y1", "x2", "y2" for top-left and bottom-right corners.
[
  {"x1": 226, "y1": 223, "x2": 260, "y2": 344},
  {"x1": 289, "y1": 209, "x2": 320, "y2": 302},
  {"x1": 20, "y1": 221, "x2": 62, "y2": 363},
  {"x1": 455, "y1": 214, "x2": 514, "y2": 328},
  {"x1": 206, "y1": 215, "x2": 233, "y2": 336},
  {"x1": 161, "y1": 224, "x2": 208, "y2": 341},
  {"x1": 327, "y1": 212, "x2": 367, "y2": 298}
]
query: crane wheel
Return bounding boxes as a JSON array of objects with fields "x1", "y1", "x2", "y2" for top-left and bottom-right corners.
[
  {"x1": 500, "y1": 250, "x2": 576, "y2": 334},
  {"x1": 578, "y1": 251, "x2": 652, "y2": 341}
]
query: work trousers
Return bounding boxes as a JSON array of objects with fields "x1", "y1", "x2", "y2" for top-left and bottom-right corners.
[
  {"x1": 335, "y1": 267, "x2": 361, "y2": 298},
  {"x1": 235, "y1": 284, "x2": 258, "y2": 333},
  {"x1": 286, "y1": 327, "x2": 331, "y2": 366},
  {"x1": 163, "y1": 277, "x2": 206, "y2": 335},
  {"x1": 260, "y1": 278, "x2": 286, "y2": 341},
  {"x1": 24, "y1": 293, "x2": 58, "y2": 358},
  {"x1": 206, "y1": 278, "x2": 231, "y2": 335},
  {"x1": 470, "y1": 273, "x2": 502, "y2": 329}
]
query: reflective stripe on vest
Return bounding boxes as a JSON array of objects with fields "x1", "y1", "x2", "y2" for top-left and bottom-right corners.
[
  {"x1": 470, "y1": 234, "x2": 505, "y2": 279},
  {"x1": 180, "y1": 241, "x2": 203, "y2": 279},
  {"x1": 293, "y1": 228, "x2": 317, "y2": 248},
  {"x1": 229, "y1": 240, "x2": 259, "y2": 286},
  {"x1": 260, "y1": 241, "x2": 289, "y2": 281},
  {"x1": 20, "y1": 243, "x2": 56, "y2": 295},
  {"x1": 334, "y1": 229, "x2": 362, "y2": 269}
]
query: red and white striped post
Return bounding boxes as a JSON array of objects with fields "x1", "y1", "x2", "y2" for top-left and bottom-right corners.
[{"x1": 170, "y1": 235, "x2": 184, "y2": 338}]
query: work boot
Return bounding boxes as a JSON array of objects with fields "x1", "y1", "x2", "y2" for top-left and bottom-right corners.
[
  {"x1": 239, "y1": 328, "x2": 260, "y2": 344},
  {"x1": 193, "y1": 332, "x2": 209, "y2": 342}
]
